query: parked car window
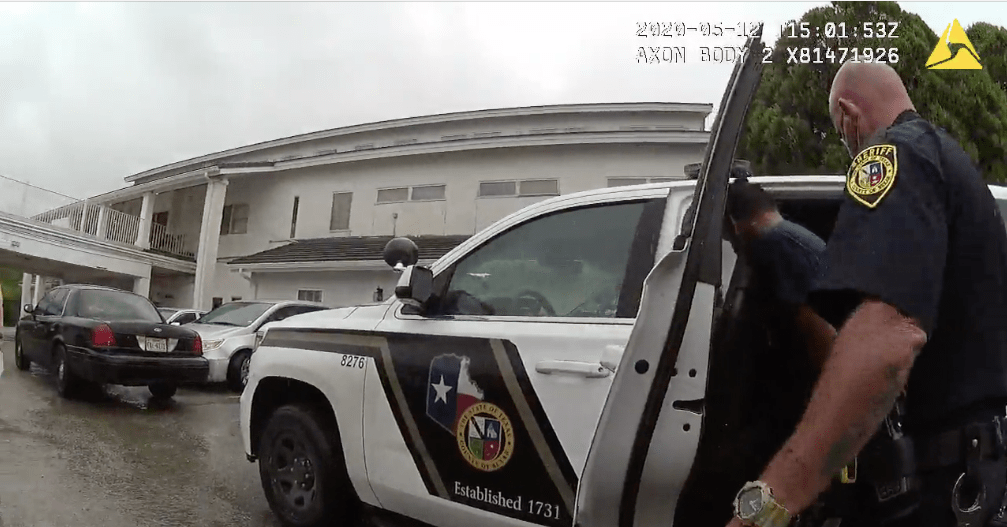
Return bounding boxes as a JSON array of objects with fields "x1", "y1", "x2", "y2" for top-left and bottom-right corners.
[
  {"x1": 443, "y1": 200, "x2": 654, "y2": 318},
  {"x1": 158, "y1": 307, "x2": 178, "y2": 320},
  {"x1": 174, "y1": 312, "x2": 198, "y2": 325},
  {"x1": 47, "y1": 289, "x2": 70, "y2": 316},
  {"x1": 198, "y1": 302, "x2": 272, "y2": 327},
  {"x1": 73, "y1": 290, "x2": 163, "y2": 322},
  {"x1": 35, "y1": 289, "x2": 60, "y2": 316},
  {"x1": 265, "y1": 305, "x2": 317, "y2": 324}
]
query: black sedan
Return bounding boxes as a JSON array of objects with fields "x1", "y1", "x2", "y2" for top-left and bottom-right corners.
[{"x1": 14, "y1": 284, "x2": 209, "y2": 400}]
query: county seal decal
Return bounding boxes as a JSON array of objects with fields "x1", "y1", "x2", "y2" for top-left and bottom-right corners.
[
  {"x1": 456, "y1": 401, "x2": 514, "y2": 472},
  {"x1": 847, "y1": 144, "x2": 898, "y2": 208},
  {"x1": 424, "y1": 353, "x2": 515, "y2": 472}
]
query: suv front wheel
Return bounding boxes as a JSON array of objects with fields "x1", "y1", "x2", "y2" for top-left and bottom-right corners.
[
  {"x1": 258, "y1": 405, "x2": 355, "y2": 527},
  {"x1": 227, "y1": 350, "x2": 252, "y2": 392}
]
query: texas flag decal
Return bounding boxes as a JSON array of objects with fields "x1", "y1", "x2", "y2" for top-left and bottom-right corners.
[{"x1": 426, "y1": 354, "x2": 485, "y2": 434}]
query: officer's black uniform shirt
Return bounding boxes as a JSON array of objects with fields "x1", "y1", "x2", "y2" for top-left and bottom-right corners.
[{"x1": 809, "y1": 110, "x2": 1007, "y2": 432}]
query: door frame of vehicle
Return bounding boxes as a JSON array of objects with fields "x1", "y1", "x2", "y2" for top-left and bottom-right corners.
[
  {"x1": 24, "y1": 286, "x2": 71, "y2": 365},
  {"x1": 573, "y1": 29, "x2": 766, "y2": 527}
]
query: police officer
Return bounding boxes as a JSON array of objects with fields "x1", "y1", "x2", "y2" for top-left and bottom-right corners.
[{"x1": 725, "y1": 60, "x2": 1007, "y2": 527}]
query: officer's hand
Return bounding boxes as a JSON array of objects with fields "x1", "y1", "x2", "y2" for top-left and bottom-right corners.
[{"x1": 724, "y1": 516, "x2": 746, "y2": 527}]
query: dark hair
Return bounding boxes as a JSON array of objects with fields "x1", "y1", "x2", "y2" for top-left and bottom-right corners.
[{"x1": 726, "y1": 179, "x2": 777, "y2": 222}]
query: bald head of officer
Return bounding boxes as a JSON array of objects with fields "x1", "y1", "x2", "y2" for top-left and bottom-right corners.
[{"x1": 828, "y1": 60, "x2": 916, "y2": 158}]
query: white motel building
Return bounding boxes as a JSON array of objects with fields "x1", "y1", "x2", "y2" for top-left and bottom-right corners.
[{"x1": 18, "y1": 102, "x2": 713, "y2": 311}]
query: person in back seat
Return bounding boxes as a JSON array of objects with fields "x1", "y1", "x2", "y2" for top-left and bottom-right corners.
[{"x1": 726, "y1": 174, "x2": 836, "y2": 371}]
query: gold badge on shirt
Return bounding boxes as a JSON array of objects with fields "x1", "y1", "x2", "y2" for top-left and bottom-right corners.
[{"x1": 847, "y1": 144, "x2": 898, "y2": 209}]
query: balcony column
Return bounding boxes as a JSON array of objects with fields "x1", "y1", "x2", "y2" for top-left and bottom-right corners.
[
  {"x1": 136, "y1": 192, "x2": 154, "y2": 249},
  {"x1": 96, "y1": 205, "x2": 109, "y2": 239},
  {"x1": 133, "y1": 267, "x2": 151, "y2": 298},
  {"x1": 192, "y1": 177, "x2": 228, "y2": 311},
  {"x1": 20, "y1": 273, "x2": 32, "y2": 311},
  {"x1": 79, "y1": 199, "x2": 90, "y2": 233},
  {"x1": 32, "y1": 275, "x2": 43, "y2": 305}
]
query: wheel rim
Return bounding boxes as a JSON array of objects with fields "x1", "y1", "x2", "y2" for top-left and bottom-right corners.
[
  {"x1": 240, "y1": 355, "x2": 250, "y2": 386},
  {"x1": 267, "y1": 432, "x2": 319, "y2": 514},
  {"x1": 57, "y1": 355, "x2": 66, "y2": 388}
]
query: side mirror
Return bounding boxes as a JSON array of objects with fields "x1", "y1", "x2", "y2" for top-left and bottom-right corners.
[
  {"x1": 383, "y1": 237, "x2": 419, "y2": 272},
  {"x1": 23, "y1": 304, "x2": 32, "y2": 314},
  {"x1": 394, "y1": 265, "x2": 433, "y2": 309},
  {"x1": 171, "y1": 321, "x2": 181, "y2": 326}
]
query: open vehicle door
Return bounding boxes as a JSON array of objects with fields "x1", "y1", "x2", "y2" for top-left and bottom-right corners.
[{"x1": 573, "y1": 29, "x2": 766, "y2": 527}]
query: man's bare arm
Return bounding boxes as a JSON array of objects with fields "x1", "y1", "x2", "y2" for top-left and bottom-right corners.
[
  {"x1": 757, "y1": 299, "x2": 927, "y2": 514},
  {"x1": 795, "y1": 304, "x2": 838, "y2": 371}
]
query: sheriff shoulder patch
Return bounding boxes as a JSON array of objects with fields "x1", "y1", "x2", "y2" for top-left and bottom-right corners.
[{"x1": 846, "y1": 144, "x2": 898, "y2": 208}]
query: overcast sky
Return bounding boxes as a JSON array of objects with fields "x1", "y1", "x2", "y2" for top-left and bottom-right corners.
[{"x1": 0, "y1": 1, "x2": 1001, "y2": 200}]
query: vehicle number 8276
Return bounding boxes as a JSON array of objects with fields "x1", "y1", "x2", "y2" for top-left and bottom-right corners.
[{"x1": 340, "y1": 354, "x2": 367, "y2": 368}]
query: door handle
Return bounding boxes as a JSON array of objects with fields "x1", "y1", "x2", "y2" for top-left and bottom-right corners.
[
  {"x1": 535, "y1": 360, "x2": 611, "y2": 378},
  {"x1": 600, "y1": 344, "x2": 625, "y2": 372}
]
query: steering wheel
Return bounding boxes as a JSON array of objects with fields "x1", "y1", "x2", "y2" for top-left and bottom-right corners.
[{"x1": 514, "y1": 290, "x2": 556, "y2": 317}]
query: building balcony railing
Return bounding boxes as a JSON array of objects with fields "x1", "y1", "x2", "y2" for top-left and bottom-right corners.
[{"x1": 0, "y1": 174, "x2": 195, "y2": 261}]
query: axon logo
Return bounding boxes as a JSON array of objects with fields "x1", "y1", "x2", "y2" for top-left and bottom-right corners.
[{"x1": 925, "y1": 19, "x2": 982, "y2": 70}]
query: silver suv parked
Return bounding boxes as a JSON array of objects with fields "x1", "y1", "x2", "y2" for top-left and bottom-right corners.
[{"x1": 184, "y1": 299, "x2": 329, "y2": 391}]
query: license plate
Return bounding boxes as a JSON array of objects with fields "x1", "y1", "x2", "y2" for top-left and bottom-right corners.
[{"x1": 145, "y1": 337, "x2": 167, "y2": 352}]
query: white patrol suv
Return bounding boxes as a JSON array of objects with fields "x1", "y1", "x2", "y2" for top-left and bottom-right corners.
[{"x1": 239, "y1": 33, "x2": 1007, "y2": 527}]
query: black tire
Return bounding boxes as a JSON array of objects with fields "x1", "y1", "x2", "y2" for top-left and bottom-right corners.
[
  {"x1": 258, "y1": 405, "x2": 354, "y2": 527},
  {"x1": 54, "y1": 344, "x2": 80, "y2": 399},
  {"x1": 149, "y1": 383, "x2": 177, "y2": 399},
  {"x1": 227, "y1": 350, "x2": 252, "y2": 392},
  {"x1": 14, "y1": 336, "x2": 30, "y2": 371}
]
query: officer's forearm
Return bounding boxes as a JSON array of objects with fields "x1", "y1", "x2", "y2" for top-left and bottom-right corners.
[{"x1": 756, "y1": 300, "x2": 926, "y2": 515}]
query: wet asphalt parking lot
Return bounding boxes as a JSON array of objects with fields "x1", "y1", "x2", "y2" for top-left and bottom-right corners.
[{"x1": 0, "y1": 336, "x2": 284, "y2": 527}]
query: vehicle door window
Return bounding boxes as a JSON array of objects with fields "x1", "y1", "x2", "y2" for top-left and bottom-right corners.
[
  {"x1": 175, "y1": 312, "x2": 198, "y2": 325},
  {"x1": 40, "y1": 289, "x2": 68, "y2": 316},
  {"x1": 34, "y1": 290, "x2": 57, "y2": 316},
  {"x1": 290, "y1": 304, "x2": 324, "y2": 318},
  {"x1": 441, "y1": 199, "x2": 663, "y2": 318},
  {"x1": 50, "y1": 289, "x2": 69, "y2": 315},
  {"x1": 265, "y1": 306, "x2": 309, "y2": 324}
]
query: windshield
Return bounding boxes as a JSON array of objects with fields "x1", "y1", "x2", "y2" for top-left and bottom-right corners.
[
  {"x1": 158, "y1": 307, "x2": 179, "y2": 317},
  {"x1": 76, "y1": 290, "x2": 164, "y2": 322},
  {"x1": 196, "y1": 302, "x2": 273, "y2": 327}
]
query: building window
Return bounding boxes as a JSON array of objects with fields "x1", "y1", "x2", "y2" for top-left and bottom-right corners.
[
  {"x1": 411, "y1": 184, "x2": 446, "y2": 201},
  {"x1": 330, "y1": 192, "x2": 353, "y2": 231},
  {"x1": 607, "y1": 177, "x2": 676, "y2": 187},
  {"x1": 212, "y1": 297, "x2": 223, "y2": 309},
  {"x1": 478, "y1": 181, "x2": 517, "y2": 197},
  {"x1": 519, "y1": 179, "x2": 559, "y2": 196},
  {"x1": 478, "y1": 179, "x2": 559, "y2": 198},
  {"x1": 298, "y1": 289, "x2": 323, "y2": 303},
  {"x1": 376, "y1": 185, "x2": 446, "y2": 203},
  {"x1": 231, "y1": 296, "x2": 242, "y2": 301},
  {"x1": 377, "y1": 187, "x2": 409, "y2": 203},
  {"x1": 290, "y1": 196, "x2": 300, "y2": 238},
  {"x1": 220, "y1": 204, "x2": 249, "y2": 235}
]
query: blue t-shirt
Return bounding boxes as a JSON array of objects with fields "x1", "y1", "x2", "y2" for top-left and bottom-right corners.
[{"x1": 747, "y1": 219, "x2": 827, "y2": 308}]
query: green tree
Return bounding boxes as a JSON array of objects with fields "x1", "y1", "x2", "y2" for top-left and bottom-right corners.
[
  {"x1": 967, "y1": 22, "x2": 1007, "y2": 92},
  {"x1": 738, "y1": 1, "x2": 1007, "y2": 182},
  {"x1": 0, "y1": 268, "x2": 22, "y2": 327}
]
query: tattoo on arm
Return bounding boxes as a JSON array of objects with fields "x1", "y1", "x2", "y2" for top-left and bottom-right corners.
[{"x1": 820, "y1": 364, "x2": 906, "y2": 479}]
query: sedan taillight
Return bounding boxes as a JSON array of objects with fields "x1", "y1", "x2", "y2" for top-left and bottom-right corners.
[
  {"x1": 92, "y1": 324, "x2": 116, "y2": 347},
  {"x1": 193, "y1": 335, "x2": 202, "y2": 355}
]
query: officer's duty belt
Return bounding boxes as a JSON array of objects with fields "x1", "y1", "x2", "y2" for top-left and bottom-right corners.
[{"x1": 914, "y1": 417, "x2": 1007, "y2": 472}]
